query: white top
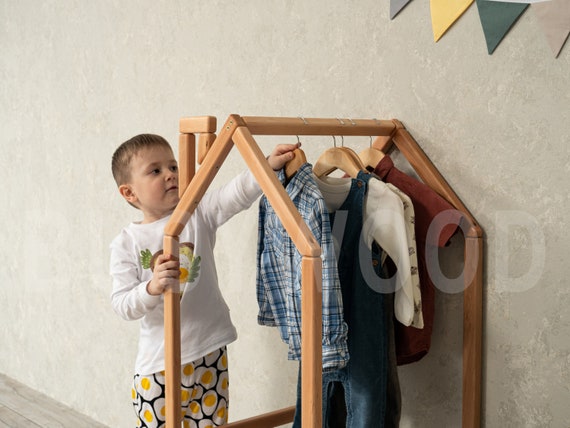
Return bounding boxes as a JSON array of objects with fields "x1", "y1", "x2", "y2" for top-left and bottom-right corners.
[
  {"x1": 313, "y1": 173, "x2": 417, "y2": 326},
  {"x1": 382, "y1": 182, "x2": 422, "y2": 328},
  {"x1": 110, "y1": 170, "x2": 262, "y2": 375}
]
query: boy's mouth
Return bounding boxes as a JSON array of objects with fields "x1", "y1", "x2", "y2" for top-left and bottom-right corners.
[{"x1": 166, "y1": 186, "x2": 178, "y2": 193}]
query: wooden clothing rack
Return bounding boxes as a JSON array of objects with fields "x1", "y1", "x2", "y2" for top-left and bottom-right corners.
[{"x1": 162, "y1": 115, "x2": 484, "y2": 428}]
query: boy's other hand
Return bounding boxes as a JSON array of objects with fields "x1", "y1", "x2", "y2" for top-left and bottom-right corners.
[{"x1": 146, "y1": 254, "x2": 180, "y2": 295}]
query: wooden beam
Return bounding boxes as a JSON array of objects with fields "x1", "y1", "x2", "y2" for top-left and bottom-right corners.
[
  {"x1": 462, "y1": 234, "x2": 484, "y2": 428},
  {"x1": 178, "y1": 133, "x2": 195, "y2": 196},
  {"x1": 163, "y1": 234, "x2": 181, "y2": 428},
  {"x1": 198, "y1": 132, "x2": 216, "y2": 165},
  {"x1": 179, "y1": 115, "x2": 217, "y2": 133},
  {"x1": 242, "y1": 116, "x2": 396, "y2": 136},
  {"x1": 301, "y1": 256, "x2": 322, "y2": 428}
]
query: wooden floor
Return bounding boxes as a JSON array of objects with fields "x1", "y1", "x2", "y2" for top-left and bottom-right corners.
[{"x1": 0, "y1": 374, "x2": 108, "y2": 428}]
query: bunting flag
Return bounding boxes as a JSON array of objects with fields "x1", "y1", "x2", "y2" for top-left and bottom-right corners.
[
  {"x1": 476, "y1": 0, "x2": 529, "y2": 54},
  {"x1": 391, "y1": 0, "x2": 413, "y2": 19},
  {"x1": 430, "y1": 0, "x2": 474, "y2": 42},
  {"x1": 533, "y1": 0, "x2": 570, "y2": 57}
]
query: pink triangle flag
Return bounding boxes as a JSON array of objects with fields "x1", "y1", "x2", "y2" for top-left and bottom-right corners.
[{"x1": 533, "y1": 0, "x2": 570, "y2": 57}]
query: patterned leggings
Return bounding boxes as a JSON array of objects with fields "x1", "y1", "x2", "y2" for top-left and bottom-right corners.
[{"x1": 132, "y1": 347, "x2": 229, "y2": 428}]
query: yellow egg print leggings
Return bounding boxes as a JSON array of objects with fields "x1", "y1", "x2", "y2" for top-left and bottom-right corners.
[{"x1": 132, "y1": 347, "x2": 229, "y2": 428}]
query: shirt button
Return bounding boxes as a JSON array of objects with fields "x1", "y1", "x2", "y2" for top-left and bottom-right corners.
[
  {"x1": 357, "y1": 181, "x2": 363, "y2": 188},
  {"x1": 372, "y1": 260, "x2": 379, "y2": 267}
]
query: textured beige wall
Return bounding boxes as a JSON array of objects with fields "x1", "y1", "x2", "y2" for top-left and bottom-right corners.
[{"x1": 1, "y1": 1, "x2": 569, "y2": 427}]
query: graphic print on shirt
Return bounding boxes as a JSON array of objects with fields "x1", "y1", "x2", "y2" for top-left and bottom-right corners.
[{"x1": 140, "y1": 242, "x2": 201, "y2": 297}]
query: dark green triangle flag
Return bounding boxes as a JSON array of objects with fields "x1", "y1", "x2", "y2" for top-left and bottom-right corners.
[{"x1": 476, "y1": 0, "x2": 529, "y2": 54}]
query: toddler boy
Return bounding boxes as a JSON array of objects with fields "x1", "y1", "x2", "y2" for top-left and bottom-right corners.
[{"x1": 110, "y1": 133, "x2": 298, "y2": 427}]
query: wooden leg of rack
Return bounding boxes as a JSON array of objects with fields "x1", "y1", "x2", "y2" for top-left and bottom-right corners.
[
  {"x1": 301, "y1": 256, "x2": 322, "y2": 428},
  {"x1": 198, "y1": 132, "x2": 216, "y2": 165},
  {"x1": 164, "y1": 235, "x2": 181, "y2": 428},
  {"x1": 462, "y1": 235, "x2": 483, "y2": 428},
  {"x1": 178, "y1": 133, "x2": 196, "y2": 198}
]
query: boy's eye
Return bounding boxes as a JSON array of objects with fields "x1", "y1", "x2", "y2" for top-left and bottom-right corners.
[
  {"x1": 151, "y1": 168, "x2": 160, "y2": 175},
  {"x1": 170, "y1": 165, "x2": 178, "y2": 172}
]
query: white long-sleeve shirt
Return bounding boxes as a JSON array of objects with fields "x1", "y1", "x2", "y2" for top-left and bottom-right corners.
[
  {"x1": 110, "y1": 170, "x2": 261, "y2": 375},
  {"x1": 313, "y1": 173, "x2": 419, "y2": 327}
]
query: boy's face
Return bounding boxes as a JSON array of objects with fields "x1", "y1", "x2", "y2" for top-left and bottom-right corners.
[{"x1": 119, "y1": 145, "x2": 179, "y2": 223}]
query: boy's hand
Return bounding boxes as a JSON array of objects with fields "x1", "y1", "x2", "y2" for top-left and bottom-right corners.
[
  {"x1": 267, "y1": 142, "x2": 302, "y2": 171},
  {"x1": 146, "y1": 254, "x2": 180, "y2": 295}
]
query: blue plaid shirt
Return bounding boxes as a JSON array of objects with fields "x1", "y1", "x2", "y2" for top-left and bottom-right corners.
[{"x1": 256, "y1": 163, "x2": 349, "y2": 371}]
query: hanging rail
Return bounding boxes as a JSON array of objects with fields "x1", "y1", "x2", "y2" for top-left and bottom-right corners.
[{"x1": 180, "y1": 115, "x2": 398, "y2": 137}]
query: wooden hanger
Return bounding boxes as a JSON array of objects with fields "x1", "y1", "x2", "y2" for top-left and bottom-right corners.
[
  {"x1": 313, "y1": 145, "x2": 366, "y2": 178},
  {"x1": 284, "y1": 147, "x2": 307, "y2": 180},
  {"x1": 358, "y1": 146, "x2": 385, "y2": 170}
]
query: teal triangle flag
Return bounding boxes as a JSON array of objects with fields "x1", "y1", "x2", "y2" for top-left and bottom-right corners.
[
  {"x1": 391, "y1": 0, "x2": 413, "y2": 19},
  {"x1": 476, "y1": 0, "x2": 529, "y2": 54}
]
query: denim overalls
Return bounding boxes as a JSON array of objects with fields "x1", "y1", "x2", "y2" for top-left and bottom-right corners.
[{"x1": 293, "y1": 171, "x2": 389, "y2": 427}]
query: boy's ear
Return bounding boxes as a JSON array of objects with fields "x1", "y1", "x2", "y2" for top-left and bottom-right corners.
[{"x1": 119, "y1": 184, "x2": 137, "y2": 205}]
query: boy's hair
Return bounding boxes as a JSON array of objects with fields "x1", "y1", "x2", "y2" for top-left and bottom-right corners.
[{"x1": 112, "y1": 134, "x2": 172, "y2": 186}]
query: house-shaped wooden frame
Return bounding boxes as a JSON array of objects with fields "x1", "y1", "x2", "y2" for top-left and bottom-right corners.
[{"x1": 161, "y1": 115, "x2": 484, "y2": 428}]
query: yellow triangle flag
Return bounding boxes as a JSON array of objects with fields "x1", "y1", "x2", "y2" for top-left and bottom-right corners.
[{"x1": 430, "y1": 0, "x2": 475, "y2": 42}]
